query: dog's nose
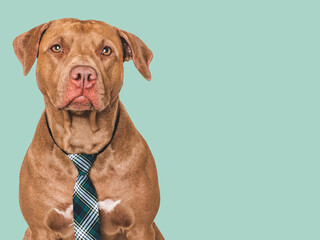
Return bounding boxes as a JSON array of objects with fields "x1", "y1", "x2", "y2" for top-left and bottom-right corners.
[{"x1": 70, "y1": 66, "x2": 97, "y2": 89}]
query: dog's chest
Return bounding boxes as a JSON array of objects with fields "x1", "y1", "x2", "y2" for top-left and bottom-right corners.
[
  {"x1": 44, "y1": 154, "x2": 135, "y2": 238},
  {"x1": 46, "y1": 197, "x2": 133, "y2": 238}
]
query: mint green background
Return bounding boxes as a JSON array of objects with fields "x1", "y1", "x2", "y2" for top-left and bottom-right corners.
[{"x1": 1, "y1": 0, "x2": 319, "y2": 239}]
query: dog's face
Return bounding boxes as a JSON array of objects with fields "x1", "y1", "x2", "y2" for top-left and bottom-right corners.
[
  {"x1": 13, "y1": 18, "x2": 153, "y2": 112},
  {"x1": 37, "y1": 19, "x2": 125, "y2": 112}
]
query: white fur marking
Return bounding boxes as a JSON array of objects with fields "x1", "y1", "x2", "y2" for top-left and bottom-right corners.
[
  {"x1": 54, "y1": 204, "x2": 73, "y2": 220},
  {"x1": 98, "y1": 199, "x2": 121, "y2": 213}
]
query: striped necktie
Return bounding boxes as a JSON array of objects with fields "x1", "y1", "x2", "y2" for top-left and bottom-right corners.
[{"x1": 68, "y1": 153, "x2": 101, "y2": 240}]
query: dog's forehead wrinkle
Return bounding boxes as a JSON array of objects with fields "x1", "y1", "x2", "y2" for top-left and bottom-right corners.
[{"x1": 68, "y1": 22, "x2": 116, "y2": 40}]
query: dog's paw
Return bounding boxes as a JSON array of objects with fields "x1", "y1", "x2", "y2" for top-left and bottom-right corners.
[
  {"x1": 45, "y1": 204, "x2": 74, "y2": 238},
  {"x1": 99, "y1": 198, "x2": 134, "y2": 235}
]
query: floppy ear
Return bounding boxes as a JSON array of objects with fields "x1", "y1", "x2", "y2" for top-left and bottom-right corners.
[
  {"x1": 114, "y1": 28, "x2": 153, "y2": 81},
  {"x1": 13, "y1": 23, "x2": 50, "y2": 76}
]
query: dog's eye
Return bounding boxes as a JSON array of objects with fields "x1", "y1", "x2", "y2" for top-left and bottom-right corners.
[
  {"x1": 101, "y1": 46, "x2": 112, "y2": 56},
  {"x1": 51, "y1": 44, "x2": 62, "y2": 53}
]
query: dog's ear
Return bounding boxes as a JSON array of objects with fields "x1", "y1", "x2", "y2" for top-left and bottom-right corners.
[
  {"x1": 13, "y1": 23, "x2": 50, "y2": 76},
  {"x1": 114, "y1": 27, "x2": 153, "y2": 81}
]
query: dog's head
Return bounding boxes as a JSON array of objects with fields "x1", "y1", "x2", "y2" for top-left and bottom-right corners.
[{"x1": 13, "y1": 18, "x2": 152, "y2": 112}]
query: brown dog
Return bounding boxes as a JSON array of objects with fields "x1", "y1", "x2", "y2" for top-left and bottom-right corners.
[{"x1": 13, "y1": 18, "x2": 164, "y2": 240}]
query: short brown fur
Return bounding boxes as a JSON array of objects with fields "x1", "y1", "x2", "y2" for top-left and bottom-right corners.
[{"x1": 14, "y1": 18, "x2": 163, "y2": 240}]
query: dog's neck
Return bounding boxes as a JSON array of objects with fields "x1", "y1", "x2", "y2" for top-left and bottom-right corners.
[{"x1": 45, "y1": 97, "x2": 119, "y2": 154}]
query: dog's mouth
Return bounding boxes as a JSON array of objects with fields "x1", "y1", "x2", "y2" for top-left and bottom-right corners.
[{"x1": 67, "y1": 95, "x2": 93, "y2": 110}]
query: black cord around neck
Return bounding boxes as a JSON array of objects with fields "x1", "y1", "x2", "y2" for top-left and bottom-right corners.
[{"x1": 45, "y1": 108, "x2": 120, "y2": 156}]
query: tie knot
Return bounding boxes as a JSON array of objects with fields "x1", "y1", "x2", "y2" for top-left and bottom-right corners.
[{"x1": 68, "y1": 154, "x2": 97, "y2": 175}]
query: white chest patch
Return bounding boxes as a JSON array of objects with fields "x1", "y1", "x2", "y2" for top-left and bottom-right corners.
[
  {"x1": 98, "y1": 199, "x2": 121, "y2": 213},
  {"x1": 54, "y1": 204, "x2": 73, "y2": 220}
]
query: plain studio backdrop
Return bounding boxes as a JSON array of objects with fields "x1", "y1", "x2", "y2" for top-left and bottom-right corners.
[{"x1": 0, "y1": 0, "x2": 319, "y2": 239}]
